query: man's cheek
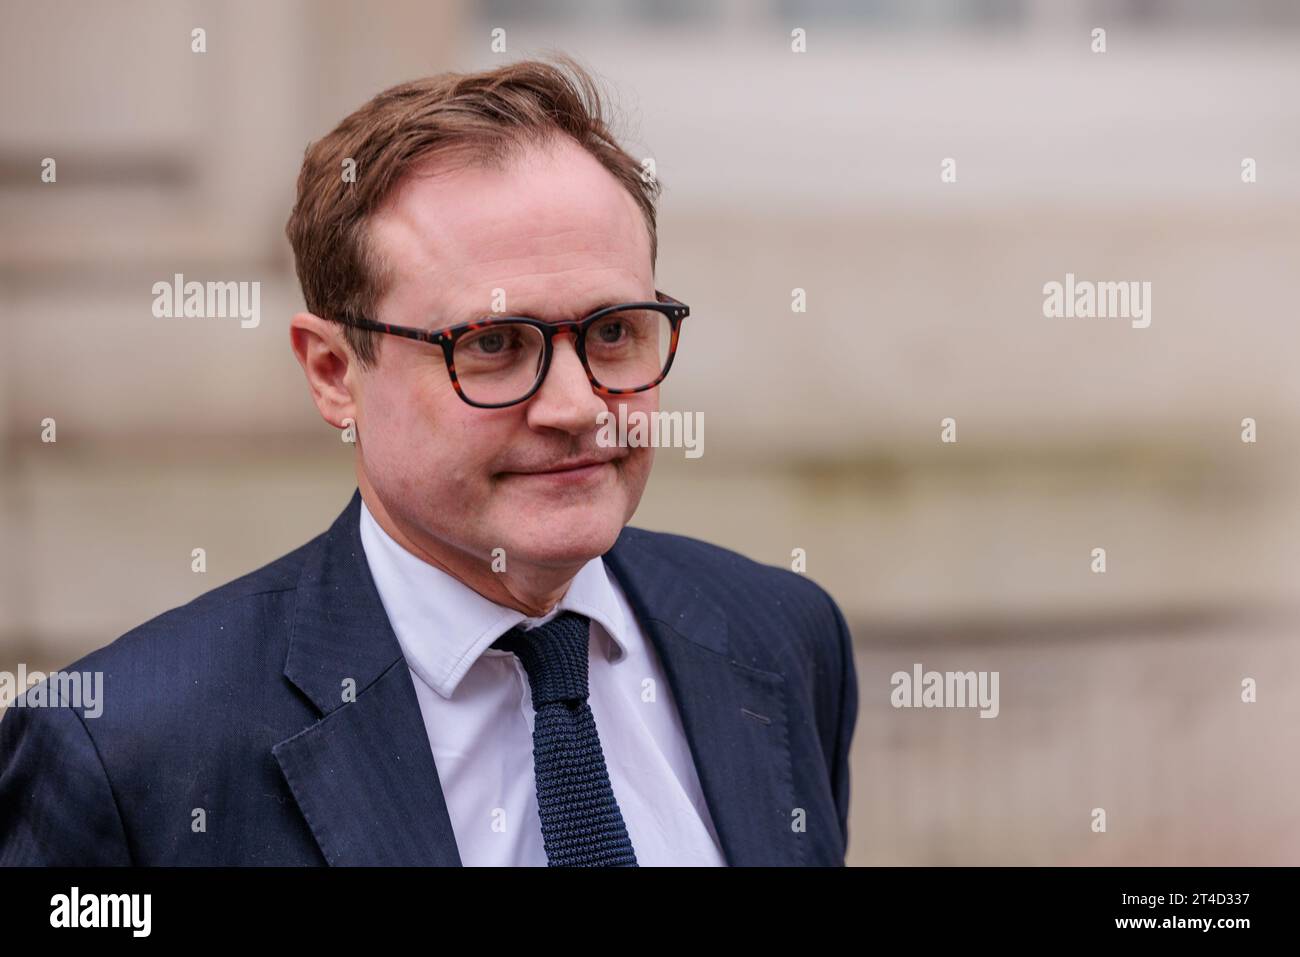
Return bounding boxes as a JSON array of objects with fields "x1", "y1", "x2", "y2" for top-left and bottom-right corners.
[
  {"x1": 629, "y1": 450, "x2": 654, "y2": 505},
  {"x1": 624, "y1": 443, "x2": 654, "y2": 476}
]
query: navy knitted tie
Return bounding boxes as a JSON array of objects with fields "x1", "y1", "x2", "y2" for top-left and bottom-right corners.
[{"x1": 491, "y1": 611, "x2": 638, "y2": 867}]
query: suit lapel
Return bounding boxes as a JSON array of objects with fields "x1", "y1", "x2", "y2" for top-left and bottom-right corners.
[
  {"x1": 273, "y1": 490, "x2": 462, "y2": 865},
  {"x1": 603, "y1": 531, "x2": 804, "y2": 866}
]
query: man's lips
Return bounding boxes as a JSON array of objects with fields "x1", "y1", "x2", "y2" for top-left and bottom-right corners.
[{"x1": 498, "y1": 455, "x2": 623, "y2": 477}]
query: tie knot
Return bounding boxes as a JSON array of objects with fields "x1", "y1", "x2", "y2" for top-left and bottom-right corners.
[{"x1": 491, "y1": 611, "x2": 592, "y2": 708}]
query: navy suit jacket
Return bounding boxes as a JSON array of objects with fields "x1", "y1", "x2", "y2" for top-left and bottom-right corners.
[{"x1": 0, "y1": 489, "x2": 857, "y2": 866}]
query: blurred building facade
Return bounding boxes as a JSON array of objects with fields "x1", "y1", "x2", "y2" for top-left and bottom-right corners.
[{"x1": 3, "y1": 0, "x2": 1299, "y2": 864}]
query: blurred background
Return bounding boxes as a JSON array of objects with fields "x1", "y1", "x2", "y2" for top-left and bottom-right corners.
[{"x1": 3, "y1": 0, "x2": 1299, "y2": 865}]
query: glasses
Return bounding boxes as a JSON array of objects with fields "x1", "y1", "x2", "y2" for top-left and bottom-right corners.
[{"x1": 336, "y1": 290, "x2": 690, "y2": 408}]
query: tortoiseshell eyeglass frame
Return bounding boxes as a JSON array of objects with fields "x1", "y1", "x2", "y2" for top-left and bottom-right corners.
[{"x1": 334, "y1": 290, "x2": 690, "y2": 409}]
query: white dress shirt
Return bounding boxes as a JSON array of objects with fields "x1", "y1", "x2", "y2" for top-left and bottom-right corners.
[{"x1": 358, "y1": 499, "x2": 727, "y2": 866}]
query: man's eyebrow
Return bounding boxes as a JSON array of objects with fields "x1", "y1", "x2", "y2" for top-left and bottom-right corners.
[{"x1": 447, "y1": 298, "x2": 642, "y2": 326}]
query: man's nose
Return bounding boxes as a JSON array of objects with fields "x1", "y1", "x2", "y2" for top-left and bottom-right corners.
[{"x1": 525, "y1": 332, "x2": 606, "y2": 434}]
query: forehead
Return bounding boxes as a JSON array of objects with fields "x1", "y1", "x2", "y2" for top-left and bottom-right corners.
[{"x1": 367, "y1": 136, "x2": 652, "y2": 320}]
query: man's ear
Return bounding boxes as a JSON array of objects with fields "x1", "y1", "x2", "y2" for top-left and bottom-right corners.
[{"x1": 289, "y1": 312, "x2": 360, "y2": 430}]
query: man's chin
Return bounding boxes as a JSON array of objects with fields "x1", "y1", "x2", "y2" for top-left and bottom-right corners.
[{"x1": 495, "y1": 510, "x2": 626, "y2": 569}]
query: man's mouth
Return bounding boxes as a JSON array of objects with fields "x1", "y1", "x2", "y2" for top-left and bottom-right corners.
[{"x1": 498, "y1": 455, "x2": 622, "y2": 481}]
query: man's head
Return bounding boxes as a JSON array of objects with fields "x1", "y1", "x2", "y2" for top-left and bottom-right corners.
[{"x1": 286, "y1": 58, "x2": 667, "y2": 614}]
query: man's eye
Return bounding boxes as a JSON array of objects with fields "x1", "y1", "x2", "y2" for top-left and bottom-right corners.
[
  {"x1": 465, "y1": 329, "x2": 516, "y2": 354},
  {"x1": 595, "y1": 321, "x2": 626, "y2": 344}
]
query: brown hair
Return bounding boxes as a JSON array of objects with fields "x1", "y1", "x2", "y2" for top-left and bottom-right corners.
[{"x1": 284, "y1": 55, "x2": 661, "y2": 367}]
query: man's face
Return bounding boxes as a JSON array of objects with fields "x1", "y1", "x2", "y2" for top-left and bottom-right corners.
[{"x1": 354, "y1": 136, "x2": 658, "y2": 573}]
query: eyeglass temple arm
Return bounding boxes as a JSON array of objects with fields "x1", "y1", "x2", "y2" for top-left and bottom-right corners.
[{"x1": 338, "y1": 316, "x2": 449, "y2": 344}]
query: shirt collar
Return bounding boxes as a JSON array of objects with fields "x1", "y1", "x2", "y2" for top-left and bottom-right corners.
[{"x1": 358, "y1": 497, "x2": 631, "y2": 700}]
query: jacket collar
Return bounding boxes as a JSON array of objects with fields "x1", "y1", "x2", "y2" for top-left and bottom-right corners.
[{"x1": 273, "y1": 489, "x2": 799, "y2": 866}]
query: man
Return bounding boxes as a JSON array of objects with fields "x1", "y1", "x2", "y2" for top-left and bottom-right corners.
[{"x1": 0, "y1": 58, "x2": 857, "y2": 866}]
